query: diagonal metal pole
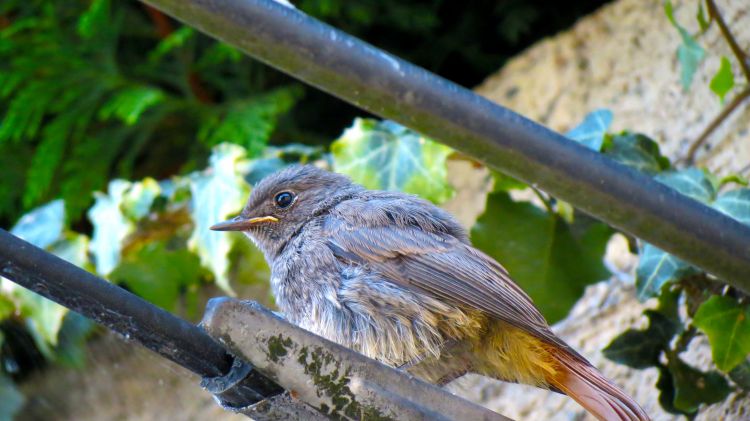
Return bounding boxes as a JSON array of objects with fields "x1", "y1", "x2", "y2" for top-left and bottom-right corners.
[{"x1": 140, "y1": 0, "x2": 750, "y2": 293}]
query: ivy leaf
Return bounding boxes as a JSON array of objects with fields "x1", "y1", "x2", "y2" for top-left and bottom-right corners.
[
  {"x1": 565, "y1": 109, "x2": 613, "y2": 151},
  {"x1": 696, "y1": 2, "x2": 710, "y2": 32},
  {"x1": 655, "y1": 167, "x2": 716, "y2": 203},
  {"x1": 710, "y1": 57, "x2": 735, "y2": 102},
  {"x1": 665, "y1": 0, "x2": 706, "y2": 90},
  {"x1": 110, "y1": 242, "x2": 204, "y2": 312},
  {"x1": 121, "y1": 177, "x2": 161, "y2": 221},
  {"x1": 667, "y1": 355, "x2": 731, "y2": 414},
  {"x1": 88, "y1": 180, "x2": 135, "y2": 275},
  {"x1": 0, "y1": 374, "x2": 24, "y2": 421},
  {"x1": 52, "y1": 312, "x2": 95, "y2": 369},
  {"x1": 712, "y1": 188, "x2": 750, "y2": 226},
  {"x1": 635, "y1": 243, "x2": 698, "y2": 301},
  {"x1": 471, "y1": 192, "x2": 611, "y2": 322},
  {"x1": 656, "y1": 365, "x2": 682, "y2": 415},
  {"x1": 693, "y1": 295, "x2": 750, "y2": 372},
  {"x1": 332, "y1": 118, "x2": 454, "y2": 204},
  {"x1": 10, "y1": 199, "x2": 64, "y2": 249},
  {"x1": 602, "y1": 132, "x2": 670, "y2": 175},
  {"x1": 603, "y1": 310, "x2": 677, "y2": 368},
  {"x1": 188, "y1": 143, "x2": 250, "y2": 294},
  {"x1": 728, "y1": 359, "x2": 750, "y2": 389},
  {"x1": 491, "y1": 171, "x2": 527, "y2": 192}
]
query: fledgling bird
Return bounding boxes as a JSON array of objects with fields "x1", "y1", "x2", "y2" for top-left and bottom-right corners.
[{"x1": 211, "y1": 165, "x2": 649, "y2": 421}]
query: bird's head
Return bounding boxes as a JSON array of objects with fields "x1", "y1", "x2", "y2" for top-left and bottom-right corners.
[{"x1": 210, "y1": 165, "x2": 362, "y2": 260}]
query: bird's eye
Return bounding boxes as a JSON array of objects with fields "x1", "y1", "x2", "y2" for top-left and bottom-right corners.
[{"x1": 274, "y1": 191, "x2": 295, "y2": 209}]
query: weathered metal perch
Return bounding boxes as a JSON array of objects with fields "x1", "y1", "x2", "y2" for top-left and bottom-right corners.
[{"x1": 201, "y1": 297, "x2": 510, "y2": 421}]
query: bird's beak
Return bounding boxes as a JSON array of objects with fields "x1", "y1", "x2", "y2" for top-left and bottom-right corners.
[{"x1": 210, "y1": 215, "x2": 279, "y2": 231}]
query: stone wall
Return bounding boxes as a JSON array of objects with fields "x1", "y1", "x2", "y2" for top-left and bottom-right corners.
[{"x1": 449, "y1": 0, "x2": 750, "y2": 419}]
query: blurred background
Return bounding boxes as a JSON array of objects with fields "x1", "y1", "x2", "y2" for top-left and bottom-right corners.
[{"x1": 3, "y1": 0, "x2": 749, "y2": 420}]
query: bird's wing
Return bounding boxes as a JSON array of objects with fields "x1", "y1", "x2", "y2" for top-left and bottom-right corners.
[{"x1": 323, "y1": 211, "x2": 581, "y2": 357}]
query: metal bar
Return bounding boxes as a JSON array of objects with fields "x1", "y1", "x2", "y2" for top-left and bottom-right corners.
[
  {"x1": 202, "y1": 298, "x2": 511, "y2": 421},
  {"x1": 0, "y1": 229, "x2": 280, "y2": 409},
  {"x1": 141, "y1": 0, "x2": 750, "y2": 293}
]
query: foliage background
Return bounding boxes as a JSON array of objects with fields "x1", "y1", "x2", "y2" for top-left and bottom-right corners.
[{"x1": 2, "y1": 0, "x2": 749, "y2": 420}]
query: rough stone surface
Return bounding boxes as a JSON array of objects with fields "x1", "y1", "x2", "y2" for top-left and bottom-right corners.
[{"x1": 451, "y1": 0, "x2": 750, "y2": 419}]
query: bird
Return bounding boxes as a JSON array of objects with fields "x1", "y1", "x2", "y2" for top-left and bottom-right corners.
[{"x1": 210, "y1": 165, "x2": 649, "y2": 421}]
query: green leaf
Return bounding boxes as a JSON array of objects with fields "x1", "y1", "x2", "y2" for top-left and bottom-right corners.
[
  {"x1": 710, "y1": 57, "x2": 735, "y2": 102},
  {"x1": 602, "y1": 132, "x2": 670, "y2": 175},
  {"x1": 712, "y1": 188, "x2": 750, "y2": 226},
  {"x1": 10, "y1": 199, "x2": 64, "y2": 249},
  {"x1": 565, "y1": 109, "x2": 613, "y2": 151},
  {"x1": 635, "y1": 243, "x2": 698, "y2": 301},
  {"x1": 99, "y1": 86, "x2": 166, "y2": 126},
  {"x1": 0, "y1": 294, "x2": 14, "y2": 320},
  {"x1": 491, "y1": 171, "x2": 527, "y2": 192},
  {"x1": 655, "y1": 167, "x2": 716, "y2": 203},
  {"x1": 52, "y1": 312, "x2": 95, "y2": 369},
  {"x1": 471, "y1": 192, "x2": 611, "y2": 322},
  {"x1": 88, "y1": 180, "x2": 135, "y2": 275},
  {"x1": 77, "y1": 0, "x2": 110, "y2": 39},
  {"x1": 728, "y1": 359, "x2": 750, "y2": 389},
  {"x1": 332, "y1": 119, "x2": 454, "y2": 204},
  {"x1": 110, "y1": 242, "x2": 203, "y2": 312},
  {"x1": 693, "y1": 295, "x2": 750, "y2": 372},
  {"x1": 664, "y1": 0, "x2": 706, "y2": 90},
  {"x1": 603, "y1": 310, "x2": 677, "y2": 368},
  {"x1": 696, "y1": 2, "x2": 710, "y2": 32},
  {"x1": 656, "y1": 365, "x2": 682, "y2": 415},
  {"x1": 0, "y1": 374, "x2": 24, "y2": 421},
  {"x1": 667, "y1": 355, "x2": 731, "y2": 413},
  {"x1": 148, "y1": 26, "x2": 195, "y2": 62},
  {"x1": 198, "y1": 87, "x2": 302, "y2": 156},
  {"x1": 121, "y1": 177, "x2": 161, "y2": 221},
  {"x1": 188, "y1": 143, "x2": 250, "y2": 294}
]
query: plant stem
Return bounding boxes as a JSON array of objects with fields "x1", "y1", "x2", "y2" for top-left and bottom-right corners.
[
  {"x1": 685, "y1": 86, "x2": 750, "y2": 164},
  {"x1": 706, "y1": 0, "x2": 750, "y2": 83}
]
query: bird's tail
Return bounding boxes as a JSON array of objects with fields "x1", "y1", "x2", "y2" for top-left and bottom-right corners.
[{"x1": 546, "y1": 349, "x2": 650, "y2": 421}]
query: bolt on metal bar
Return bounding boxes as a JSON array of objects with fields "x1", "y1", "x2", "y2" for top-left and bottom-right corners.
[
  {"x1": 0, "y1": 229, "x2": 281, "y2": 410},
  {"x1": 141, "y1": 0, "x2": 750, "y2": 293}
]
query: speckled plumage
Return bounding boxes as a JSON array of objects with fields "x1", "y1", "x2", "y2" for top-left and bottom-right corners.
[{"x1": 213, "y1": 165, "x2": 649, "y2": 421}]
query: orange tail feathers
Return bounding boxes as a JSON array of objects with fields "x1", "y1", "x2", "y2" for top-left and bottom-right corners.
[{"x1": 547, "y1": 350, "x2": 650, "y2": 421}]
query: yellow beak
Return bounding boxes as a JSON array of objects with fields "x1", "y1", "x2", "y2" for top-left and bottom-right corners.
[{"x1": 209, "y1": 215, "x2": 279, "y2": 231}]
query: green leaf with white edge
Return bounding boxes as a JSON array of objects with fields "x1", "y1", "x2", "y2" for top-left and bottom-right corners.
[
  {"x1": 0, "y1": 374, "x2": 24, "y2": 421},
  {"x1": 471, "y1": 192, "x2": 611, "y2": 323},
  {"x1": 635, "y1": 243, "x2": 698, "y2": 301},
  {"x1": 693, "y1": 295, "x2": 750, "y2": 372},
  {"x1": 99, "y1": 86, "x2": 165, "y2": 126},
  {"x1": 121, "y1": 177, "x2": 161, "y2": 221},
  {"x1": 332, "y1": 119, "x2": 454, "y2": 204},
  {"x1": 602, "y1": 132, "x2": 670, "y2": 175},
  {"x1": 664, "y1": 0, "x2": 706, "y2": 90},
  {"x1": 710, "y1": 57, "x2": 735, "y2": 102},
  {"x1": 10, "y1": 199, "x2": 64, "y2": 249},
  {"x1": 566, "y1": 109, "x2": 613, "y2": 151},
  {"x1": 188, "y1": 143, "x2": 250, "y2": 294},
  {"x1": 713, "y1": 188, "x2": 750, "y2": 226},
  {"x1": 89, "y1": 180, "x2": 135, "y2": 275},
  {"x1": 655, "y1": 167, "x2": 716, "y2": 204},
  {"x1": 667, "y1": 354, "x2": 731, "y2": 414},
  {"x1": 110, "y1": 242, "x2": 204, "y2": 312}
]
